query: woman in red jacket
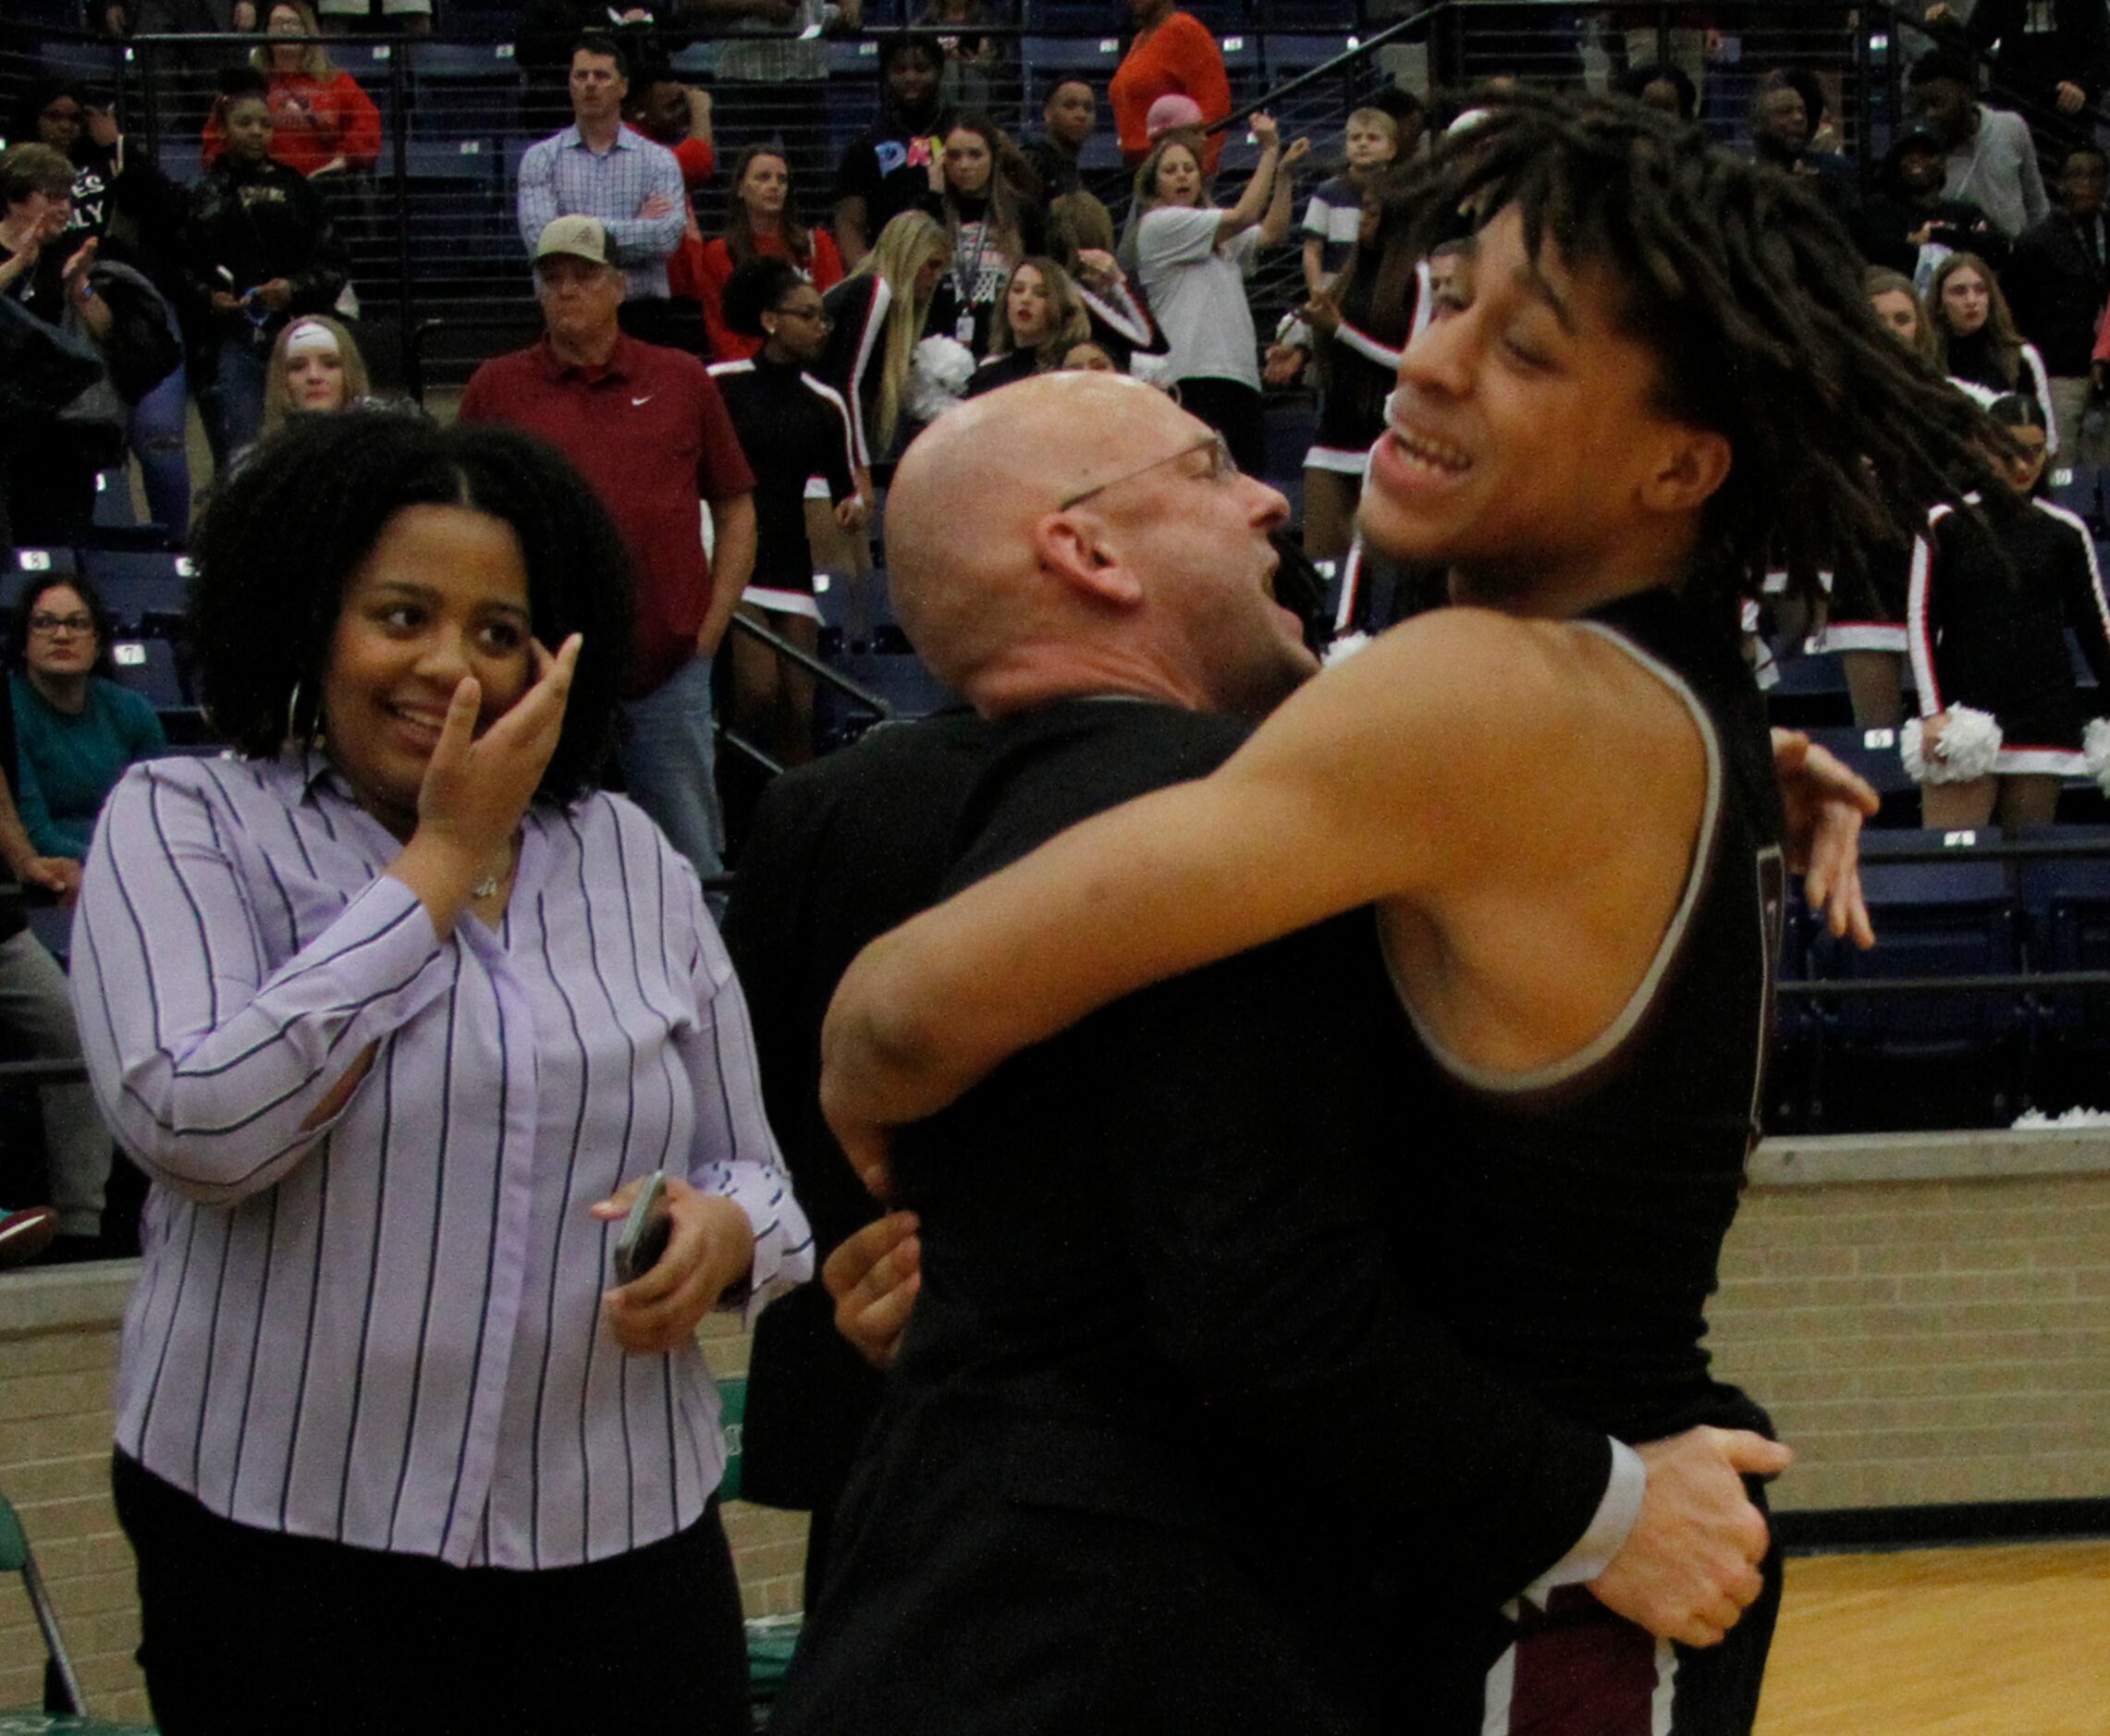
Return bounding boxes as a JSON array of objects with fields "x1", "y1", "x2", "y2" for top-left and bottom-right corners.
[
  {"x1": 202, "y1": 1, "x2": 382, "y2": 180},
  {"x1": 695, "y1": 145, "x2": 845, "y2": 363}
]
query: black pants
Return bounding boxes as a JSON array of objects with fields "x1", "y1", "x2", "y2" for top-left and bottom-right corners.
[
  {"x1": 1172, "y1": 375, "x2": 1269, "y2": 479},
  {"x1": 113, "y1": 1451, "x2": 751, "y2": 1736}
]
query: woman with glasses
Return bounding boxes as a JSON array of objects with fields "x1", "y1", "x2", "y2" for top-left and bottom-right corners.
[
  {"x1": 7, "y1": 574, "x2": 164, "y2": 862},
  {"x1": 695, "y1": 145, "x2": 845, "y2": 366},
  {"x1": 710, "y1": 257, "x2": 867, "y2": 765}
]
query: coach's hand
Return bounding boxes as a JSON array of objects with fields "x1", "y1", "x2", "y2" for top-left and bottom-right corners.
[
  {"x1": 1588, "y1": 1426, "x2": 1793, "y2": 1647},
  {"x1": 824, "y1": 1211, "x2": 923, "y2": 1369}
]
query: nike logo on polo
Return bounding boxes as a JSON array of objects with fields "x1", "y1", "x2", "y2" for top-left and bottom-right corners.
[{"x1": 632, "y1": 395, "x2": 654, "y2": 407}]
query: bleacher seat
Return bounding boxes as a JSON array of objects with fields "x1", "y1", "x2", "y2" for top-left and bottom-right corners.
[
  {"x1": 2011, "y1": 827, "x2": 2110, "y2": 1106},
  {"x1": 408, "y1": 40, "x2": 524, "y2": 140},
  {"x1": 813, "y1": 650, "x2": 961, "y2": 749},
  {"x1": 1264, "y1": 33, "x2": 1358, "y2": 79},
  {"x1": 76, "y1": 548, "x2": 193, "y2": 639},
  {"x1": 1800, "y1": 831, "x2": 2027, "y2": 1131},
  {"x1": 108, "y1": 638, "x2": 190, "y2": 714},
  {"x1": 1020, "y1": 34, "x2": 1124, "y2": 87}
]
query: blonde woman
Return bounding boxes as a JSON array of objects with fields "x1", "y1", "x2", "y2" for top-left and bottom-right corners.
[
  {"x1": 260, "y1": 313, "x2": 370, "y2": 432},
  {"x1": 965, "y1": 257, "x2": 1091, "y2": 396},
  {"x1": 817, "y1": 209, "x2": 952, "y2": 469}
]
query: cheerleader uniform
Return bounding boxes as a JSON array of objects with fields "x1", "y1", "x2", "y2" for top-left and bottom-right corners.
[
  {"x1": 1818, "y1": 534, "x2": 1915, "y2": 655},
  {"x1": 1944, "y1": 327, "x2": 2058, "y2": 453},
  {"x1": 1908, "y1": 494, "x2": 2110, "y2": 774},
  {"x1": 707, "y1": 354, "x2": 861, "y2": 618}
]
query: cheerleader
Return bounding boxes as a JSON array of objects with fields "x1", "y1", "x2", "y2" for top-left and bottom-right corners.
[
  {"x1": 1907, "y1": 394, "x2": 2110, "y2": 826},
  {"x1": 963, "y1": 256, "x2": 1090, "y2": 397},
  {"x1": 712, "y1": 257, "x2": 867, "y2": 765},
  {"x1": 817, "y1": 210, "x2": 951, "y2": 471}
]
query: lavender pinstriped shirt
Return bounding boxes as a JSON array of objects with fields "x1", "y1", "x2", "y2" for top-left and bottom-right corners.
[{"x1": 72, "y1": 751, "x2": 812, "y2": 1570}]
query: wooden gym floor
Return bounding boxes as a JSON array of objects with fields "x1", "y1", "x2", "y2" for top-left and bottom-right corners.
[{"x1": 1756, "y1": 1541, "x2": 2110, "y2": 1734}]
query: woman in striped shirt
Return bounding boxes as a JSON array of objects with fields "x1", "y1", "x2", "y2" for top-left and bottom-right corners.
[{"x1": 73, "y1": 413, "x2": 812, "y2": 1733}]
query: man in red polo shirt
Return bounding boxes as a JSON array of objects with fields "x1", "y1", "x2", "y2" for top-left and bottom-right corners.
[{"x1": 460, "y1": 214, "x2": 757, "y2": 879}]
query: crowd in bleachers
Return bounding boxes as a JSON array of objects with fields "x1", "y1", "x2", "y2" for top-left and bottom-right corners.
[
  {"x1": 6, "y1": 6, "x2": 2110, "y2": 1731},
  {"x1": 0, "y1": 9, "x2": 2109, "y2": 1179}
]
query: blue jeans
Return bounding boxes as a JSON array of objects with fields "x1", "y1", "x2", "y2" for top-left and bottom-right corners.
[
  {"x1": 198, "y1": 331, "x2": 270, "y2": 471},
  {"x1": 129, "y1": 349, "x2": 192, "y2": 535},
  {"x1": 617, "y1": 653, "x2": 724, "y2": 883}
]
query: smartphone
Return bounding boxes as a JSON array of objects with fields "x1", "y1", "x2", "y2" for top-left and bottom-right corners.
[{"x1": 612, "y1": 1170, "x2": 672, "y2": 1285}]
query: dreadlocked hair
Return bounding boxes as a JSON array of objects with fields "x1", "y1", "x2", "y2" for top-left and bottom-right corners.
[{"x1": 1392, "y1": 91, "x2": 2011, "y2": 617}]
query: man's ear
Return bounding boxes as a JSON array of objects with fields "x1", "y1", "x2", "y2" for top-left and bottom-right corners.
[
  {"x1": 1029, "y1": 509, "x2": 1146, "y2": 608},
  {"x1": 1640, "y1": 425, "x2": 1732, "y2": 517}
]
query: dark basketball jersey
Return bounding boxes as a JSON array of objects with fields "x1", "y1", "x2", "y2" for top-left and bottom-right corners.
[{"x1": 1393, "y1": 587, "x2": 1786, "y2": 1447}]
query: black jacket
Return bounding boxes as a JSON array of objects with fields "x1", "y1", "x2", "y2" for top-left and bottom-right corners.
[{"x1": 2006, "y1": 207, "x2": 2110, "y2": 376}]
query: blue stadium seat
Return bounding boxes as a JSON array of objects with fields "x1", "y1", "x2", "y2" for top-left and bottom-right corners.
[
  {"x1": 1264, "y1": 33, "x2": 1357, "y2": 79},
  {"x1": 2010, "y1": 826, "x2": 2110, "y2": 1106},
  {"x1": 1800, "y1": 831, "x2": 2027, "y2": 1131},
  {"x1": 76, "y1": 548, "x2": 193, "y2": 639},
  {"x1": 107, "y1": 638, "x2": 191, "y2": 714},
  {"x1": 1799, "y1": 724, "x2": 1916, "y2": 799},
  {"x1": 813, "y1": 651, "x2": 961, "y2": 749},
  {"x1": 1020, "y1": 34, "x2": 1125, "y2": 85},
  {"x1": 408, "y1": 41, "x2": 525, "y2": 139}
]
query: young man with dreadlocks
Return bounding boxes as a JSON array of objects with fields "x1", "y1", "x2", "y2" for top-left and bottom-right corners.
[{"x1": 817, "y1": 92, "x2": 2009, "y2": 1731}]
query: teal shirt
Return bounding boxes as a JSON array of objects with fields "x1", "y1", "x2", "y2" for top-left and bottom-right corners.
[{"x1": 10, "y1": 670, "x2": 166, "y2": 861}]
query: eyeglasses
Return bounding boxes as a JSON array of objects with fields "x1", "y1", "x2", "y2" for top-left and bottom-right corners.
[
  {"x1": 29, "y1": 613, "x2": 94, "y2": 637},
  {"x1": 770, "y1": 304, "x2": 832, "y2": 325},
  {"x1": 1058, "y1": 431, "x2": 1238, "y2": 510}
]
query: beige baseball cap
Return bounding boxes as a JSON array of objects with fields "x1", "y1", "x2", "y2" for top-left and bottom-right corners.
[{"x1": 534, "y1": 214, "x2": 613, "y2": 266}]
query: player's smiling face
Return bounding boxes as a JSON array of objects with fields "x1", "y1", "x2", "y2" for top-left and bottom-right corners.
[{"x1": 1359, "y1": 204, "x2": 1726, "y2": 611}]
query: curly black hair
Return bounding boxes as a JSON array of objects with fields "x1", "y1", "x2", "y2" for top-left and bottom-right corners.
[
  {"x1": 185, "y1": 413, "x2": 634, "y2": 805},
  {"x1": 722, "y1": 254, "x2": 805, "y2": 339},
  {"x1": 1392, "y1": 90, "x2": 2011, "y2": 615}
]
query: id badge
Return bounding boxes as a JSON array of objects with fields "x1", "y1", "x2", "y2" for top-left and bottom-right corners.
[{"x1": 955, "y1": 309, "x2": 976, "y2": 345}]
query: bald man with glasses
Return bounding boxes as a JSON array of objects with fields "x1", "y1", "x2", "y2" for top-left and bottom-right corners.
[{"x1": 729, "y1": 371, "x2": 1794, "y2": 1736}]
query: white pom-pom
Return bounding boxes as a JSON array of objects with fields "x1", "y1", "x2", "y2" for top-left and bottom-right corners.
[
  {"x1": 2084, "y1": 717, "x2": 2110, "y2": 795},
  {"x1": 905, "y1": 335, "x2": 976, "y2": 423},
  {"x1": 1901, "y1": 704, "x2": 2003, "y2": 784},
  {"x1": 1322, "y1": 631, "x2": 1370, "y2": 667}
]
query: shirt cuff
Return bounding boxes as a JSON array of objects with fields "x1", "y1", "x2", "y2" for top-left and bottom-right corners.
[{"x1": 1524, "y1": 1437, "x2": 1647, "y2": 1599}]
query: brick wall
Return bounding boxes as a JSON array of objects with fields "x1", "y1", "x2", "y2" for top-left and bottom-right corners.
[
  {"x1": 0, "y1": 1272, "x2": 807, "y2": 1723},
  {"x1": 5, "y1": 1131, "x2": 2105, "y2": 1719},
  {"x1": 1708, "y1": 1131, "x2": 2110, "y2": 1510}
]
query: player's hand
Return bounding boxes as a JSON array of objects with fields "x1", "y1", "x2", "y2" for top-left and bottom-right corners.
[
  {"x1": 1589, "y1": 1427, "x2": 1793, "y2": 1647},
  {"x1": 823, "y1": 1211, "x2": 923, "y2": 1368},
  {"x1": 2057, "y1": 80, "x2": 2089, "y2": 114},
  {"x1": 835, "y1": 494, "x2": 871, "y2": 531},
  {"x1": 1773, "y1": 727, "x2": 1877, "y2": 949},
  {"x1": 595, "y1": 1177, "x2": 756, "y2": 1353},
  {"x1": 1249, "y1": 112, "x2": 1282, "y2": 152}
]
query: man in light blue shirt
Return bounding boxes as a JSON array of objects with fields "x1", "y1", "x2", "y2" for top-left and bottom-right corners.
[{"x1": 516, "y1": 32, "x2": 685, "y2": 302}]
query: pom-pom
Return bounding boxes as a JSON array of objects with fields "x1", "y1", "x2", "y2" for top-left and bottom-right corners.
[
  {"x1": 2084, "y1": 717, "x2": 2110, "y2": 796},
  {"x1": 1900, "y1": 704, "x2": 2002, "y2": 784},
  {"x1": 905, "y1": 334, "x2": 976, "y2": 424},
  {"x1": 1322, "y1": 631, "x2": 1370, "y2": 667}
]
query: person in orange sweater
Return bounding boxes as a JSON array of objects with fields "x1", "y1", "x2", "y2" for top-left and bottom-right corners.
[
  {"x1": 201, "y1": 0, "x2": 381, "y2": 178},
  {"x1": 693, "y1": 143, "x2": 844, "y2": 361},
  {"x1": 1109, "y1": 0, "x2": 1231, "y2": 174}
]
